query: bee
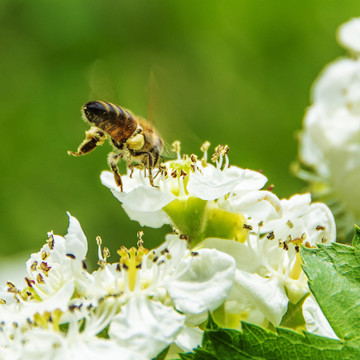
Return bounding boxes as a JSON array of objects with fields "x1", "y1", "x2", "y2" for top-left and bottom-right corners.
[{"x1": 68, "y1": 101, "x2": 164, "y2": 192}]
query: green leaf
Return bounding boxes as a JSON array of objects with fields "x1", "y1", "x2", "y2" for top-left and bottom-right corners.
[
  {"x1": 181, "y1": 322, "x2": 353, "y2": 360},
  {"x1": 205, "y1": 312, "x2": 219, "y2": 330},
  {"x1": 153, "y1": 345, "x2": 170, "y2": 360},
  {"x1": 352, "y1": 225, "x2": 360, "y2": 247},
  {"x1": 301, "y1": 243, "x2": 360, "y2": 341},
  {"x1": 280, "y1": 293, "x2": 308, "y2": 330}
]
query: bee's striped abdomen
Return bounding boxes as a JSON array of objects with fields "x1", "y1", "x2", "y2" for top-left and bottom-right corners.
[{"x1": 82, "y1": 101, "x2": 137, "y2": 143}]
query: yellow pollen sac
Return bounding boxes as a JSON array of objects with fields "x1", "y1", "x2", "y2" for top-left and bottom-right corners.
[
  {"x1": 36, "y1": 274, "x2": 45, "y2": 284},
  {"x1": 41, "y1": 251, "x2": 50, "y2": 261},
  {"x1": 39, "y1": 262, "x2": 51, "y2": 276},
  {"x1": 30, "y1": 261, "x2": 38, "y2": 272},
  {"x1": 117, "y1": 244, "x2": 149, "y2": 291},
  {"x1": 46, "y1": 234, "x2": 55, "y2": 250},
  {"x1": 103, "y1": 247, "x2": 110, "y2": 259},
  {"x1": 172, "y1": 140, "x2": 181, "y2": 154}
]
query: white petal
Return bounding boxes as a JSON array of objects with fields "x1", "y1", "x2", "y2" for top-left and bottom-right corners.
[
  {"x1": 187, "y1": 165, "x2": 245, "y2": 200},
  {"x1": 109, "y1": 296, "x2": 185, "y2": 358},
  {"x1": 232, "y1": 169, "x2": 268, "y2": 193},
  {"x1": 67, "y1": 336, "x2": 147, "y2": 360},
  {"x1": 65, "y1": 212, "x2": 88, "y2": 260},
  {"x1": 167, "y1": 249, "x2": 236, "y2": 315},
  {"x1": 303, "y1": 295, "x2": 338, "y2": 339},
  {"x1": 122, "y1": 204, "x2": 171, "y2": 228},
  {"x1": 338, "y1": 18, "x2": 360, "y2": 53},
  {"x1": 233, "y1": 270, "x2": 288, "y2": 326},
  {"x1": 201, "y1": 238, "x2": 262, "y2": 273},
  {"x1": 220, "y1": 190, "x2": 281, "y2": 221},
  {"x1": 23, "y1": 281, "x2": 75, "y2": 317},
  {"x1": 19, "y1": 329, "x2": 65, "y2": 360},
  {"x1": 175, "y1": 326, "x2": 203, "y2": 352},
  {"x1": 111, "y1": 186, "x2": 175, "y2": 212},
  {"x1": 101, "y1": 171, "x2": 175, "y2": 212}
]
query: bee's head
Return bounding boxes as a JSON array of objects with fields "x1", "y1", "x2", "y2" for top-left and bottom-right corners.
[{"x1": 82, "y1": 101, "x2": 108, "y2": 125}]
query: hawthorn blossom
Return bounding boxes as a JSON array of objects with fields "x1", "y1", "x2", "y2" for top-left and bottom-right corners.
[
  {"x1": 101, "y1": 144, "x2": 267, "y2": 222},
  {"x1": 0, "y1": 215, "x2": 236, "y2": 359},
  {"x1": 82, "y1": 234, "x2": 236, "y2": 357},
  {"x1": 297, "y1": 17, "x2": 360, "y2": 238},
  {"x1": 101, "y1": 143, "x2": 269, "y2": 246},
  {"x1": 0, "y1": 213, "x2": 88, "y2": 331},
  {"x1": 202, "y1": 193, "x2": 336, "y2": 329}
]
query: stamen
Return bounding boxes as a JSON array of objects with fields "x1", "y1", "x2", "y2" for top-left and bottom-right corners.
[
  {"x1": 97, "y1": 236, "x2": 107, "y2": 267},
  {"x1": 224, "y1": 154, "x2": 229, "y2": 169},
  {"x1": 41, "y1": 252, "x2": 50, "y2": 261},
  {"x1": 200, "y1": 141, "x2": 211, "y2": 162},
  {"x1": 172, "y1": 140, "x2": 181, "y2": 160},
  {"x1": 47, "y1": 232, "x2": 55, "y2": 250},
  {"x1": 117, "y1": 242, "x2": 149, "y2": 292},
  {"x1": 30, "y1": 261, "x2": 38, "y2": 272},
  {"x1": 178, "y1": 176, "x2": 187, "y2": 199}
]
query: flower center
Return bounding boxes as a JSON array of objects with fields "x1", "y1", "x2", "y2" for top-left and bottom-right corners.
[{"x1": 117, "y1": 235, "x2": 149, "y2": 292}]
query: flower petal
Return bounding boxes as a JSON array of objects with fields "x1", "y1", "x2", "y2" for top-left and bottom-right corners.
[
  {"x1": 122, "y1": 204, "x2": 171, "y2": 228},
  {"x1": 175, "y1": 326, "x2": 203, "y2": 352},
  {"x1": 101, "y1": 171, "x2": 175, "y2": 212},
  {"x1": 233, "y1": 270, "x2": 288, "y2": 326},
  {"x1": 338, "y1": 17, "x2": 360, "y2": 53},
  {"x1": 187, "y1": 165, "x2": 245, "y2": 200},
  {"x1": 65, "y1": 212, "x2": 88, "y2": 260},
  {"x1": 303, "y1": 295, "x2": 338, "y2": 339},
  {"x1": 109, "y1": 296, "x2": 185, "y2": 358},
  {"x1": 167, "y1": 248, "x2": 236, "y2": 315}
]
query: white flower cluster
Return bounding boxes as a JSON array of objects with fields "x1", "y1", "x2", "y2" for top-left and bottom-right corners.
[
  {"x1": 0, "y1": 213, "x2": 236, "y2": 359},
  {"x1": 101, "y1": 142, "x2": 337, "y2": 339},
  {"x1": 1, "y1": 140, "x2": 338, "y2": 359},
  {"x1": 297, "y1": 18, "x2": 360, "y2": 236}
]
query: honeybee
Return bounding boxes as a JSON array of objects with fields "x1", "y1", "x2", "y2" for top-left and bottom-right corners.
[{"x1": 68, "y1": 101, "x2": 164, "y2": 192}]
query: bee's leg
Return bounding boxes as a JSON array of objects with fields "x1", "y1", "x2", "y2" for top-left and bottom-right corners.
[
  {"x1": 125, "y1": 158, "x2": 135, "y2": 178},
  {"x1": 145, "y1": 152, "x2": 158, "y2": 188},
  {"x1": 129, "y1": 165, "x2": 134, "y2": 178},
  {"x1": 108, "y1": 152, "x2": 124, "y2": 192},
  {"x1": 68, "y1": 127, "x2": 106, "y2": 156},
  {"x1": 153, "y1": 167, "x2": 162, "y2": 180},
  {"x1": 153, "y1": 155, "x2": 165, "y2": 179}
]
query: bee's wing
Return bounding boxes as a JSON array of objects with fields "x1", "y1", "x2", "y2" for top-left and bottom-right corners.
[
  {"x1": 86, "y1": 59, "x2": 119, "y2": 103},
  {"x1": 147, "y1": 66, "x2": 202, "y2": 155},
  {"x1": 160, "y1": 142, "x2": 177, "y2": 160}
]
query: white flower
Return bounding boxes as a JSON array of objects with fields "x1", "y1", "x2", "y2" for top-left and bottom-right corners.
[
  {"x1": 338, "y1": 17, "x2": 360, "y2": 53},
  {"x1": 0, "y1": 313, "x2": 147, "y2": 360},
  {"x1": 83, "y1": 234, "x2": 236, "y2": 358},
  {"x1": 0, "y1": 214, "x2": 236, "y2": 358},
  {"x1": 100, "y1": 143, "x2": 268, "y2": 230},
  {"x1": 202, "y1": 193, "x2": 336, "y2": 328},
  {"x1": 297, "y1": 18, "x2": 360, "y2": 235},
  {"x1": 0, "y1": 213, "x2": 88, "y2": 329}
]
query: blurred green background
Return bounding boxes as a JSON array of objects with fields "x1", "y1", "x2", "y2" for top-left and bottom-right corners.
[{"x1": 0, "y1": 0, "x2": 359, "y2": 266}]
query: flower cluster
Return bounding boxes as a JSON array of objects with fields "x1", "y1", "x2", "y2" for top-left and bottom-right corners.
[
  {"x1": 101, "y1": 141, "x2": 337, "y2": 338},
  {"x1": 296, "y1": 18, "x2": 360, "y2": 239},
  {"x1": 0, "y1": 213, "x2": 236, "y2": 359}
]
